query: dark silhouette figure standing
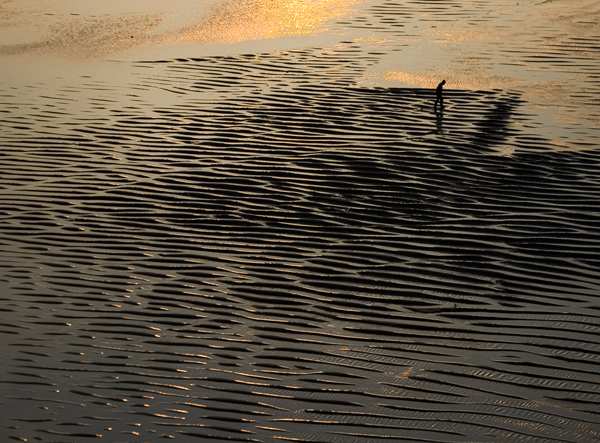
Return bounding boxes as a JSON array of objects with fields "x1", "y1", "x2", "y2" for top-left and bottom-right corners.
[{"x1": 434, "y1": 79, "x2": 446, "y2": 110}]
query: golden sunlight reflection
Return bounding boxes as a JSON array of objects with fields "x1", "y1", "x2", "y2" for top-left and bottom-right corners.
[
  {"x1": 158, "y1": 0, "x2": 361, "y2": 46},
  {"x1": 0, "y1": 0, "x2": 363, "y2": 59},
  {"x1": 381, "y1": 70, "x2": 520, "y2": 91}
]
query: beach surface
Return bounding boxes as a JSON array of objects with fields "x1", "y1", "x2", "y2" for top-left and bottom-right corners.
[{"x1": 1, "y1": 0, "x2": 600, "y2": 441}]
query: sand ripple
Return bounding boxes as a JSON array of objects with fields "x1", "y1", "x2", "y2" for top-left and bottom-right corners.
[{"x1": 2, "y1": 13, "x2": 600, "y2": 443}]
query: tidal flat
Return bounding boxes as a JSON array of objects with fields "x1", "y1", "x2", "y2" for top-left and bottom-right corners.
[{"x1": 1, "y1": 0, "x2": 600, "y2": 441}]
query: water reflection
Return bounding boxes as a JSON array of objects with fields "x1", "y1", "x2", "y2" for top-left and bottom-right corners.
[
  {"x1": 435, "y1": 107, "x2": 444, "y2": 135},
  {"x1": 0, "y1": 0, "x2": 362, "y2": 58},
  {"x1": 160, "y1": 0, "x2": 360, "y2": 46}
]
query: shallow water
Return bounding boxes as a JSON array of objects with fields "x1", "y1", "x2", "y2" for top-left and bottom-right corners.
[{"x1": 1, "y1": 0, "x2": 600, "y2": 442}]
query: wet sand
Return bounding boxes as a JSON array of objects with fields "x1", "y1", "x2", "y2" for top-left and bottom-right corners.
[{"x1": 1, "y1": 0, "x2": 600, "y2": 442}]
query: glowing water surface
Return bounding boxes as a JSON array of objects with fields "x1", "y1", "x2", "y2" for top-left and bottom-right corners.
[{"x1": 0, "y1": 0, "x2": 365, "y2": 58}]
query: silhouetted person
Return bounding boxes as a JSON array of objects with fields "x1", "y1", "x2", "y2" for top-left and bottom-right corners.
[{"x1": 434, "y1": 79, "x2": 446, "y2": 109}]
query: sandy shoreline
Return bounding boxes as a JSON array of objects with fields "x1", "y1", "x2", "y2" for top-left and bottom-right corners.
[{"x1": 1, "y1": 0, "x2": 600, "y2": 441}]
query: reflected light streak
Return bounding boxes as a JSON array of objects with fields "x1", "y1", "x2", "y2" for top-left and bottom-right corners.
[
  {"x1": 159, "y1": 0, "x2": 360, "y2": 47},
  {"x1": 382, "y1": 70, "x2": 521, "y2": 91},
  {"x1": 0, "y1": 0, "x2": 362, "y2": 59}
]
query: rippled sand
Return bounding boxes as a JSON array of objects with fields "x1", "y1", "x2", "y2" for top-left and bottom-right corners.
[{"x1": 1, "y1": 0, "x2": 600, "y2": 442}]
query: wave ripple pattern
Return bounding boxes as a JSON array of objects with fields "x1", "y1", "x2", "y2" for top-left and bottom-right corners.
[{"x1": 2, "y1": 47, "x2": 600, "y2": 443}]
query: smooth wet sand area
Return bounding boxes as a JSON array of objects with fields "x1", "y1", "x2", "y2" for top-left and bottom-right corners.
[
  {"x1": 0, "y1": 0, "x2": 364, "y2": 58},
  {"x1": 1, "y1": 0, "x2": 600, "y2": 442}
]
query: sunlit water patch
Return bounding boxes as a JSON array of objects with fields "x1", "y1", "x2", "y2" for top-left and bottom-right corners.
[{"x1": 0, "y1": 0, "x2": 366, "y2": 58}]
